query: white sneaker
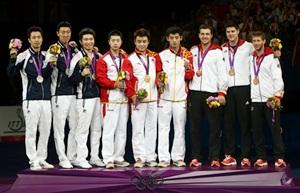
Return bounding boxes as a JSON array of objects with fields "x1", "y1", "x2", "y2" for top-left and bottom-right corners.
[
  {"x1": 114, "y1": 161, "x2": 130, "y2": 167},
  {"x1": 73, "y1": 161, "x2": 92, "y2": 169},
  {"x1": 158, "y1": 161, "x2": 170, "y2": 168},
  {"x1": 106, "y1": 162, "x2": 115, "y2": 169},
  {"x1": 89, "y1": 159, "x2": 105, "y2": 167},
  {"x1": 59, "y1": 160, "x2": 73, "y2": 169},
  {"x1": 30, "y1": 162, "x2": 42, "y2": 170},
  {"x1": 173, "y1": 160, "x2": 186, "y2": 167},
  {"x1": 145, "y1": 161, "x2": 158, "y2": 167},
  {"x1": 39, "y1": 161, "x2": 54, "y2": 169},
  {"x1": 134, "y1": 159, "x2": 144, "y2": 168}
]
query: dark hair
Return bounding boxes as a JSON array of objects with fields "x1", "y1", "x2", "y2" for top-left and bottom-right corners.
[
  {"x1": 108, "y1": 30, "x2": 123, "y2": 40},
  {"x1": 56, "y1": 21, "x2": 72, "y2": 32},
  {"x1": 198, "y1": 24, "x2": 214, "y2": 34},
  {"x1": 79, "y1": 28, "x2": 96, "y2": 40},
  {"x1": 27, "y1": 26, "x2": 44, "y2": 39},
  {"x1": 134, "y1": 28, "x2": 150, "y2": 40},
  {"x1": 224, "y1": 21, "x2": 239, "y2": 30},
  {"x1": 165, "y1": 26, "x2": 182, "y2": 36},
  {"x1": 252, "y1": 31, "x2": 266, "y2": 40}
]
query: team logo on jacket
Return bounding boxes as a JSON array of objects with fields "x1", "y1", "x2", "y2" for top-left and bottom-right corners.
[
  {"x1": 29, "y1": 59, "x2": 33, "y2": 63},
  {"x1": 60, "y1": 53, "x2": 64, "y2": 57},
  {"x1": 151, "y1": 58, "x2": 155, "y2": 62}
]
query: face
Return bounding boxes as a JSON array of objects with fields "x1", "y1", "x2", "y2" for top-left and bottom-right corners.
[
  {"x1": 252, "y1": 36, "x2": 266, "y2": 51},
  {"x1": 166, "y1": 33, "x2": 182, "y2": 49},
  {"x1": 134, "y1": 36, "x2": 149, "y2": 52},
  {"x1": 80, "y1": 34, "x2": 95, "y2": 51},
  {"x1": 28, "y1": 31, "x2": 43, "y2": 49},
  {"x1": 108, "y1": 35, "x2": 122, "y2": 51},
  {"x1": 226, "y1": 27, "x2": 239, "y2": 42},
  {"x1": 57, "y1": 27, "x2": 71, "y2": 44},
  {"x1": 199, "y1": 28, "x2": 213, "y2": 45}
]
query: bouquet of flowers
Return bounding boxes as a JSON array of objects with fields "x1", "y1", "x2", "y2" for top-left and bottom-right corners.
[
  {"x1": 269, "y1": 38, "x2": 282, "y2": 51},
  {"x1": 206, "y1": 96, "x2": 221, "y2": 109},
  {"x1": 79, "y1": 56, "x2": 91, "y2": 69},
  {"x1": 134, "y1": 88, "x2": 148, "y2": 109},
  {"x1": 118, "y1": 70, "x2": 130, "y2": 81},
  {"x1": 157, "y1": 71, "x2": 168, "y2": 94},
  {"x1": 8, "y1": 38, "x2": 22, "y2": 58},
  {"x1": 266, "y1": 96, "x2": 281, "y2": 110},
  {"x1": 49, "y1": 44, "x2": 61, "y2": 65}
]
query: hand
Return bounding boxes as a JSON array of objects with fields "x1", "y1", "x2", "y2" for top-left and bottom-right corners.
[
  {"x1": 69, "y1": 41, "x2": 78, "y2": 48},
  {"x1": 218, "y1": 95, "x2": 226, "y2": 105},
  {"x1": 274, "y1": 50, "x2": 281, "y2": 58},
  {"x1": 114, "y1": 80, "x2": 125, "y2": 89},
  {"x1": 93, "y1": 46, "x2": 99, "y2": 53},
  {"x1": 81, "y1": 68, "x2": 91, "y2": 77},
  {"x1": 10, "y1": 48, "x2": 18, "y2": 58},
  {"x1": 49, "y1": 55, "x2": 58, "y2": 65},
  {"x1": 131, "y1": 95, "x2": 137, "y2": 104}
]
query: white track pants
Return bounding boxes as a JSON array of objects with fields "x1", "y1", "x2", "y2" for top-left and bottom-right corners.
[
  {"x1": 158, "y1": 100, "x2": 186, "y2": 162},
  {"x1": 22, "y1": 100, "x2": 52, "y2": 165},
  {"x1": 51, "y1": 95, "x2": 77, "y2": 163},
  {"x1": 102, "y1": 103, "x2": 128, "y2": 164},
  {"x1": 131, "y1": 102, "x2": 157, "y2": 162},
  {"x1": 75, "y1": 98, "x2": 102, "y2": 163}
]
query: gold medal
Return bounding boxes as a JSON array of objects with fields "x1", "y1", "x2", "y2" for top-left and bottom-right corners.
[
  {"x1": 36, "y1": 75, "x2": 44, "y2": 83},
  {"x1": 196, "y1": 69, "x2": 202, "y2": 77},
  {"x1": 144, "y1": 75, "x2": 150, "y2": 83},
  {"x1": 253, "y1": 77, "x2": 259, "y2": 85},
  {"x1": 229, "y1": 68, "x2": 235, "y2": 76}
]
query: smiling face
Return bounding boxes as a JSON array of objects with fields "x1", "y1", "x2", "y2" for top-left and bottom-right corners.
[
  {"x1": 134, "y1": 36, "x2": 149, "y2": 52},
  {"x1": 57, "y1": 26, "x2": 71, "y2": 45},
  {"x1": 199, "y1": 28, "x2": 213, "y2": 46},
  {"x1": 80, "y1": 34, "x2": 95, "y2": 52},
  {"x1": 252, "y1": 36, "x2": 265, "y2": 52}
]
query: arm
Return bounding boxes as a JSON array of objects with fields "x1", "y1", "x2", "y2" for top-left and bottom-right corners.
[
  {"x1": 122, "y1": 59, "x2": 136, "y2": 99},
  {"x1": 95, "y1": 58, "x2": 116, "y2": 89},
  {"x1": 68, "y1": 53, "x2": 84, "y2": 85},
  {"x1": 184, "y1": 54, "x2": 194, "y2": 81},
  {"x1": 271, "y1": 57, "x2": 284, "y2": 98},
  {"x1": 7, "y1": 51, "x2": 26, "y2": 77}
]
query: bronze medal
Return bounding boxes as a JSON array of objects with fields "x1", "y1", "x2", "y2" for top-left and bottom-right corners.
[
  {"x1": 253, "y1": 77, "x2": 259, "y2": 85},
  {"x1": 196, "y1": 69, "x2": 202, "y2": 77}
]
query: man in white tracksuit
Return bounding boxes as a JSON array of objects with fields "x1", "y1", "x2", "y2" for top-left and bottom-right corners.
[
  {"x1": 7, "y1": 26, "x2": 54, "y2": 170},
  {"x1": 68, "y1": 28, "x2": 103, "y2": 168},
  {"x1": 249, "y1": 31, "x2": 286, "y2": 167},
  {"x1": 96, "y1": 30, "x2": 136, "y2": 169},
  {"x1": 189, "y1": 24, "x2": 228, "y2": 167},
  {"x1": 157, "y1": 26, "x2": 194, "y2": 168},
  {"x1": 128, "y1": 28, "x2": 161, "y2": 168},
  {"x1": 47, "y1": 21, "x2": 77, "y2": 169}
]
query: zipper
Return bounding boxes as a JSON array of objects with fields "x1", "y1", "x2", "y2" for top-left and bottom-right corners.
[
  {"x1": 173, "y1": 54, "x2": 177, "y2": 101},
  {"x1": 41, "y1": 83, "x2": 44, "y2": 99},
  {"x1": 57, "y1": 73, "x2": 63, "y2": 88},
  {"x1": 28, "y1": 80, "x2": 32, "y2": 93}
]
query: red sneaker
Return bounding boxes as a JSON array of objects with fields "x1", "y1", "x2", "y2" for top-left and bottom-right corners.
[
  {"x1": 241, "y1": 158, "x2": 251, "y2": 167},
  {"x1": 275, "y1": 159, "x2": 287, "y2": 167},
  {"x1": 211, "y1": 160, "x2": 221, "y2": 167},
  {"x1": 221, "y1": 155, "x2": 237, "y2": 166},
  {"x1": 189, "y1": 159, "x2": 202, "y2": 167},
  {"x1": 254, "y1": 159, "x2": 268, "y2": 167}
]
